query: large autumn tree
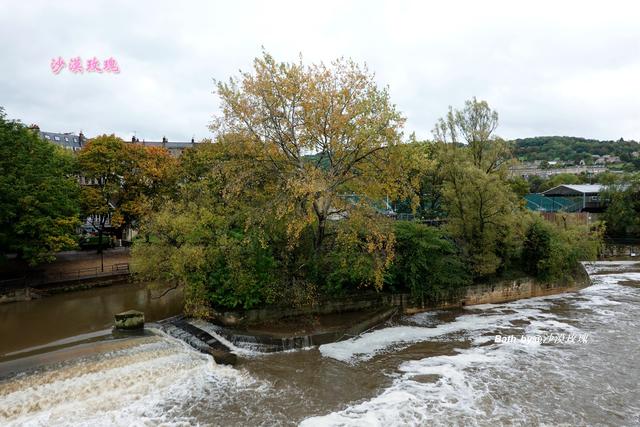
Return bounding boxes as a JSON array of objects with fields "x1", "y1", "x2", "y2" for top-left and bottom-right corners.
[
  {"x1": 133, "y1": 52, "x2": 411, "y2": 313},
  {"x1": 0, "y1": 108, "x2": 80, "y2": 265},
  {"x1": 214, "y1": 52, "x2": 406, "y2": 255}
]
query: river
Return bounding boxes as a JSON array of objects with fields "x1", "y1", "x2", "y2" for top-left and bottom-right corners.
[{"x1": 0, "y1": 262, "x2": 639, "y2": 426}]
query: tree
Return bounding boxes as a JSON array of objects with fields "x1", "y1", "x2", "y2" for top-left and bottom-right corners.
[
  {"x1": 78, "y1": 135, "x2": 176, "y2": 251},
  {"x1": 602, "y1": 178, "x2": 640, "y2": 236},
  {"x1": 0, "y1": 109, "x2": 79, "y2": 265},
  {"x1": 522, "y1": 219, "x2": 552, "y2": 277},
  {"x1": 78, "y1": 135, "x2": 128, "y2": 253},
  {"x1": 214, "y1": 52, "x2": 406, "y2": 258},
  {"x1": 399, "y1": 137, "x2": 445, "y2": 219},
  {"x1": 508, "y1": 176, "x2": 530, "y2": 198},
  {"x1": 439, "y1": 151, "x2": 520, "y2": 276},
  {"x1": 432, "y1": 97, "x2": 512, "y2": 174},
  {"x1": 522, "y1": 216, "x2": 601, "y2": 281},
  {"x1": 133, "y1": 52, "x2": 412, "y2": 312},
  {"x1": 118, "y1": 144, "x2": 177, "y2": 237},
  {"x1": 132, "y1": 139, "x2": 285, "y2": 314},
  {"x1": 387, "y1": 221, "x2": 470, "y2": 306},
  {"x1": 433, "y1": 99, "x2": 521, "y2": 277}
]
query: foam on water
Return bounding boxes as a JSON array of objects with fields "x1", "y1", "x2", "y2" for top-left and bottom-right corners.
[
  {"x1": 0, "y1": 332, "x2": 261, "y2": 427},
  {"x1": 319, "y1": 304, "x2": 566, "y2": 364},
  {"x1": 306, "y1": 263, "x2": 640, "y2": 426},
  {"x1": 303, "y1": 344, "x2": 523, "y2": 427},
  {"x1": 2, "y1": 262, "x2": 639, "y2": 426},
  {"x1": 583, "y1": 260, "x2": 640, "y2": 275}
]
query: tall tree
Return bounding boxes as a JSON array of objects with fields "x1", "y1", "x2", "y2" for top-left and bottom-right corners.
[
  {"x1": 119, "y1": 144, "x2": 177, "y2": 235},
  {"x1": 602, "y1": 177, "x2": 640, "y2": 236},
  {"x1": 133, "y1": 52, "x2": 412, "y2": 313},
  {"x1": 433, "y1": 99, "x2": 520, "y2": 276},
  {"x1": 433, "y1": 97, "x2": 512, "y2": 174},
  {"x1": 214, "y1": 52, "x2": 406, "y2": 257},
  {"x1": 0, "y1": 109, "x2": 79, "y2": 265},
  {"x1": 78, "y1": 135, "x2": 176, "y2": 249}
]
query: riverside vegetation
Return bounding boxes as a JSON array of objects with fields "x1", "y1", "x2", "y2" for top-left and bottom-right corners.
[
  {"x1": 130, "y1": 53, "x2": 602, "y2": 316},
  {"x1": 0, "y1": 53, "x2": 605, "y2": 314}
]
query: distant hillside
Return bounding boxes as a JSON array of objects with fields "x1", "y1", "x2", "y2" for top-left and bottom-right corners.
[{"x1": 513, "y1": 136, "x2": 639, "y2": 163}]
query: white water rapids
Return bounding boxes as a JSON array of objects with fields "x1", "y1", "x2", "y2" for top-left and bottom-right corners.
[{"x1": 1, "y1": 261, "x2": 638, "y2": 426}]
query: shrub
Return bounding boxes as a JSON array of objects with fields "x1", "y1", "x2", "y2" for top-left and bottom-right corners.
[
  {"x1": 387, "y1": 221, "x2": 471, "y2": 304},
  {"x1": 522, "y1": 216, "x2": 601, "y2": 282}
]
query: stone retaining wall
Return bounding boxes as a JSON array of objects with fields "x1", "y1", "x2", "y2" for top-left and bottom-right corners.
[{"x1": 211, "y1": 265, "x2": 592, "y2": 326}]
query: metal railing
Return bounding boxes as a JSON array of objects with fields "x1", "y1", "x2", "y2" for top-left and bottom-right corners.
[{"x1": 0, "y1": 263, "x2": 130, "y2": 289}]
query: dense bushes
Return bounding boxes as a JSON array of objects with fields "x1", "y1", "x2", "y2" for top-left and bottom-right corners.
[
  {"x1": 387, "y1": 222, "x2": 470, "y2": 303},
  {"x1": 523, "y1": 217, "x2": 601, "y2": 282}
]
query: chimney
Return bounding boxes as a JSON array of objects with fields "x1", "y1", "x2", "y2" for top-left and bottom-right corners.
[
  {"x1": 79, "y1": 131, "x2": 85, "y2": 147},
  {"x1": 162, "y1": 136, "x2": 167, "y2": 148}
]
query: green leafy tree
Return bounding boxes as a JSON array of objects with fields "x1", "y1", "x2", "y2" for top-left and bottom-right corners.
[
  {"x1": 433, "y1": 96, "x2": 512, "y2": 174},
  {"x1": 602, "y1": 178, "x2": 640, "y2": 236},
  {"x1": 387, "y1": 221, "x2": 470, "y2": 306},
  {"x1": 78, "y1": 135, "x2": 176, "y2": 249},
  {"x1": 132, "y1": 139, "x2": 283, "y2": 314},
  {"x1": 0, "y1": 109, "x2": 79, "y2": 265},
  {"x1": 78, "y1": 135, "x2": 128, "y2": 252},
  {"x1": 522, "y1": 219, "x2": 552, "y2": 276},
  {"x1": 433, "y1": 98, "x2": 521, "y2": 277}
]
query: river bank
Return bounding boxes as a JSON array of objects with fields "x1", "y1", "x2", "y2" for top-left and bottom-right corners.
[
  {"x1": 0, "y1": 247, "x2": 132, "y2": 304},
  {"x1": 207, "y1": 265, "x2": 592, "y2": 327},
  {"x1": 0, "y1": 261, "x2": 638, "y2": 426}
]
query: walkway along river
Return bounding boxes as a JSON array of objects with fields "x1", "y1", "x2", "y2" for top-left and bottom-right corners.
[{"x1": 0, "y1": 262, "x2": 639, "y2": 426}]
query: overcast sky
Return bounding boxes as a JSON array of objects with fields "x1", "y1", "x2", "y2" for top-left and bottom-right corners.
[{"x1": 1, "y1": 0, "x2": 639, "y2": 142}]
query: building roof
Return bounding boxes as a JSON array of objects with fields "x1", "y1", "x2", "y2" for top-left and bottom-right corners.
[
  {"x1": 40, "y1": 131, "x2": 83, "y2": 148},
  {"x1": 136, "y1": 141, "x2": 194, "y2": 149},
  {"x1": 543, "y1": 184, "x2": 604, "y2": 197},
  {"x1": 524, "y1": 193, "x2": 581, "y2": 212},
  {"x1": 40, "y1": 129, "x2": 197, "y2": 154}
]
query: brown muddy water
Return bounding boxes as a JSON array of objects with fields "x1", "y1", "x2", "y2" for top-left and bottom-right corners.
[
  {"x1": 0, "y1": 282, "x2": 183, "y2": 358},
  {"x1": 1, "y1": 262, "x2": 640, "y2": 426}
]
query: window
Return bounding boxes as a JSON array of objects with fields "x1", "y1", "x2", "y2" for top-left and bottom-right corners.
[
  {"x1": 45, "y1": 135, "x2": 51, "y2": 139},
  {"x1": 54, "y1": 136, "x2": 60, "y2": 141},
  {"x1": 64, "y1": 137, "x2": 69, "y2": 142}
]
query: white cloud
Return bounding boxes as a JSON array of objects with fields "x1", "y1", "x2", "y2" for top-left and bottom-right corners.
[{"x1": 0, "y1": 0, "x2": 638, "y2": 141}]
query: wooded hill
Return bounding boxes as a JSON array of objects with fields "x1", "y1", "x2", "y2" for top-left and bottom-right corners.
[{"x1": 513, "y1": 136, "x2": 639, "y2": 163}]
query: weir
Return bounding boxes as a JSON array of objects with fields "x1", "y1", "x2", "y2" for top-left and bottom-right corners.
[
  {"x1": 158, "y1": 306, "x2": 398, "y2": 356},
  {"x1": 157, "y1": 316, "x2": 237, "y2": 365},
  {"x1": 1, "y1": 261, "x2": 639, "y2": 426}
]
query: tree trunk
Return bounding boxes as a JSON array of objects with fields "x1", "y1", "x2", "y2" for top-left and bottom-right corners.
[
  {"x1": 97, "y1": 228, "x2": 103, "y2": 254},
  {"x1": 314, "y1": 215, "x2": 326, "y2": 254}
]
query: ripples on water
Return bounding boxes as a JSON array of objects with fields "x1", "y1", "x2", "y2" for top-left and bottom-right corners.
[{"x1": 1, "y1": 262, "x2": 639, "y2": 426}]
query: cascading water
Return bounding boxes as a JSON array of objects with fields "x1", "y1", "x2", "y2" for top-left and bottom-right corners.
[{"x1": 1, "y1": 261, "x2": 639, "y2": 426}]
